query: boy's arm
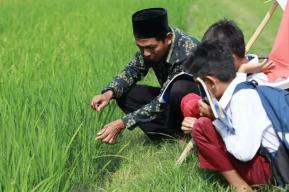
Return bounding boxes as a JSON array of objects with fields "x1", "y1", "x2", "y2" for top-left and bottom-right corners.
[{"x1": 238, "y1": 59, "x2": 273, "y2": 74}]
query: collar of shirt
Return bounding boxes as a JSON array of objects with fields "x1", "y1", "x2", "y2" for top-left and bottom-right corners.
[
  {"x1": 165, "y1": 28, "x2": 188, "y2": 65},
  {"x1": 218, "y1": 72, "x2": 247, "y2": 109}
]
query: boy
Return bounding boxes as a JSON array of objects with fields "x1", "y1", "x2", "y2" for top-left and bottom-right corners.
[
  {"x1": 200, "y1": 19, "x2": 273, "y2": 82},
  {"x1": 180, "y1": 18, "x2": 251, "y2": 138},
  {"x1": 181, "y1": 19, "x2": 272, "y2": 134},
  {"x1": 184, "y1": 41, "x2": 280, "y2": 192}
]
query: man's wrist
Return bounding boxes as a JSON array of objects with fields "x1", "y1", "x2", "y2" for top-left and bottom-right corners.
[
  {"x1": 117, "y1": 119, "x2": 125, "y2": 129},
  {"x1": 121, "y1": 114, "x2": 137, "y2": 130},
  {"x1": 102, "y1": 89, "x2": 113, "y2": 100}
]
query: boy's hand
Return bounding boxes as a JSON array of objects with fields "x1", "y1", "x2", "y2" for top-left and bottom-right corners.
[
  {"x1": 238, "y1": 59, "x2": 274, "y2": 73},
  {"x1": 181, "y1": 117, "x2": 197, "y2": 134},
  {"x1": 198, "y1": 100, "x2": 214, "y2": 119},
  {"x1": 261, "y1": 60, "x2": 275, "y2": 73}
]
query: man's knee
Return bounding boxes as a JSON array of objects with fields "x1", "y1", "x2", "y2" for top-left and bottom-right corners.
[
  {"x1": 169, "y1": 80, "x2": 199, "y2": 106},
  {"x1": 116, "y1": 96, "x2": 127, "y2": 113},
  {"x1": 170, "y1": 81, "x2": 188, "y2": 104},
  {"x1": 116, "y1": 85, "x2": 161, "y2": 113}
]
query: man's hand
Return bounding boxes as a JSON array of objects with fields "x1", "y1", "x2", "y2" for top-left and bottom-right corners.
[
  {"x1": 96, "y1": 119, "x2": 125, "y2": 144},
  {"x1": 198, "y1": 100, "x2": 214, "y2": 119},
  {"x1": 91, "y1": 90, "x2": 113, "y2": 112},
  {"x1": 181, "y1": 117, "x2": 197, "y2": 134}
]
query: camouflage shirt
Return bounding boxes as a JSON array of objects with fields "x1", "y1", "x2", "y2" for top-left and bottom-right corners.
[{"x1": 102, "y1": 28, "x2": 199, "y2": 129}]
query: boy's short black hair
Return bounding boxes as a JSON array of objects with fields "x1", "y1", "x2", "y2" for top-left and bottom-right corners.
[
  {"x1": 184, "y1": 40, "x2": 236, "y2": 82},
  {"x1": 202, "y1": 19, "x2": 245, "y2": 58}
]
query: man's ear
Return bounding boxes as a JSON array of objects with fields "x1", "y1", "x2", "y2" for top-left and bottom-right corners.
[
  {"x1": 165, "y1": 32, "x2": 173, "y2": 45},
  {"x1": 232, "y1": 54, "x2": 237, "y2": 61}
]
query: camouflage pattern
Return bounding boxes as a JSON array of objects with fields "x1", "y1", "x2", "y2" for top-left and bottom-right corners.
[{"x1": 102, "y1": 28, "x2": 199, "y2": 129}]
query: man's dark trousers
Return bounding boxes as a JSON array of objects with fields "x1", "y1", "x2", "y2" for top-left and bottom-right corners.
[{"x1": 116, "y1": 79, "x2": 199, "y2": 140}]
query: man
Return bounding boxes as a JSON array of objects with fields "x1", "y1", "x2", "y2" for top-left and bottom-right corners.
[{"x1": 91, "y1": 8, "x2": 199, "y2": 144}]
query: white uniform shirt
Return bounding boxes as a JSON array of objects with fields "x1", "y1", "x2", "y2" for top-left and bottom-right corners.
[{"x1": 213, "y1": 73, "x2": 280, "y2": 162}]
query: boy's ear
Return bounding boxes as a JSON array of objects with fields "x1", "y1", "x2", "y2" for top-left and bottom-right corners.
[
  {"x1": 204, "y1": 76, "x2": 217, "y2": 90},
  {"x1": 232, "y1": 53, "x2": 241, "y2": 69}
]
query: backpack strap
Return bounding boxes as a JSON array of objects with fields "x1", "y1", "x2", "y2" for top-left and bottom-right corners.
[
  {"x1": 233, "y1": 81, "x2": 257, "y2": 95},
  {"x1": 234, "y1": 81, "x2": 289, "y2": 185}
]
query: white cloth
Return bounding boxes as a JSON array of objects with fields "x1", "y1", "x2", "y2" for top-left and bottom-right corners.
[
  {"x1": 277, "y1": 0, "x2": 288, "y2": 11},
  {"x1": 213, "y1": 73, "x2": 280, "y2": 162}
]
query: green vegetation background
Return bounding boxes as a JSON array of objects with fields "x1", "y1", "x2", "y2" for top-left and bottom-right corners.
[{"x1": 0, "y1": 0, "x2": 286, "y2": 191}]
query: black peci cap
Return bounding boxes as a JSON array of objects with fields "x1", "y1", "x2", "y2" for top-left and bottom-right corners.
[{"x1": 132, "y1": 8, "x2": 170, "y2": 38}]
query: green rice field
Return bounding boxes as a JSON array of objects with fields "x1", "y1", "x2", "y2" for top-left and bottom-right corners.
[{"x1": 0, "y1": 0, "x2": 287, "y2": 191}]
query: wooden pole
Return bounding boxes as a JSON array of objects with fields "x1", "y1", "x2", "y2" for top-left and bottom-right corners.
[
  {"x1": 176, "y1": 139, "x2": 195, "y2": 165},
  {"x1": 246, "y1": 0, "x2": 278, "y2": 53}
]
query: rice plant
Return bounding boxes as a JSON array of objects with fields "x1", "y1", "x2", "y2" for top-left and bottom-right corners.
[{"x1": 0, "y1": 0, "x2": 285, "y2": 191}]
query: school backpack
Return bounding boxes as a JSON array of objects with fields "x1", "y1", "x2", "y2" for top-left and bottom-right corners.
[{"x1": 234, "y1": 81, "x2": 289, "y2": 186}]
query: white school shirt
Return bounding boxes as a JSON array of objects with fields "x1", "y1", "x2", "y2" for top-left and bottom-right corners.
[{"x1": 213, "y1": 73, "x2": 280, "y2": 162}]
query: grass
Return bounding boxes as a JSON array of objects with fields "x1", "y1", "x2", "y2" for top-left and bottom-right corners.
[{"x1": 0, "y1": 0, "x2": 287, "y2": 191}]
